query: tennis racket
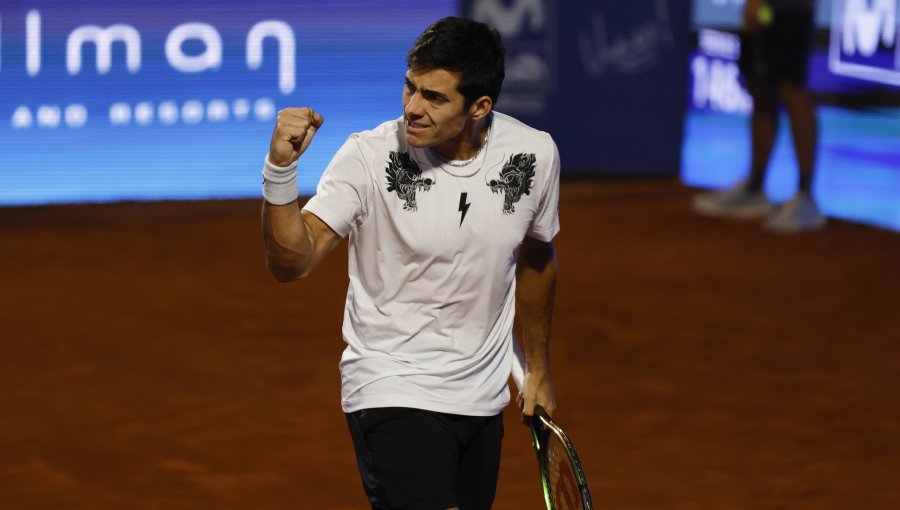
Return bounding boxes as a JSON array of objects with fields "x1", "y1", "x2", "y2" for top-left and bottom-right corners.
[
  {"x1": 530, "y1": 404, "x2": 593, "y2": 510},
  {"x1": 511, "y1": 344, "x2": 594, "y2": 510}
]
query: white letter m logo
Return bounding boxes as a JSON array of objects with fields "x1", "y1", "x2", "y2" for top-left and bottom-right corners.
[
  {"x1": 471, "y1": 0, "x2": 545, "y2": 38},
  {"x1": 843, "y1": 0, "x2": 896, "y2": 56},
  {"x1": 829, "y1": 0, "x2": 900, "y2": 86}
]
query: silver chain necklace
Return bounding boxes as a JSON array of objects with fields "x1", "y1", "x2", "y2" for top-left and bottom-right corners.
[{"x1": 434, "y1": 125, "x2": 490, "y2": 168}]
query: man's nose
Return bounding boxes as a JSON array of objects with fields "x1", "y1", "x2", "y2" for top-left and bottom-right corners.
[{"x1": 404, "y1": 93, "x2": 425, "y2": 117}]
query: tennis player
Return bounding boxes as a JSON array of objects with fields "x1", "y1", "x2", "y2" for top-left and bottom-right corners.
[{"x1": 261, "y1": 17, "x2": 559, "y2": 510}]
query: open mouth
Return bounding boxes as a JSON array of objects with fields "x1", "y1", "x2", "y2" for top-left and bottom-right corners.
[{"x1": 405, "y1": 119, "x2": 430, "y2": 133}]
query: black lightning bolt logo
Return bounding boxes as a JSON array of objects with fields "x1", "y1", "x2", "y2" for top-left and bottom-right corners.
[{"x1": 458, "y1": 192, "x2": 471, "y2": 227}]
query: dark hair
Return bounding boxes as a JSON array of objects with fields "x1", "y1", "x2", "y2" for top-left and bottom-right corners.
[{"x1": 406, "y1": 17, "x2": 505, "y2": 107}]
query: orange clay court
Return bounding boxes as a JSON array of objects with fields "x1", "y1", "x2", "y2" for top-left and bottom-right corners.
[{"x1": 2, "y1": 178, "x2": 898, "y2": 509}]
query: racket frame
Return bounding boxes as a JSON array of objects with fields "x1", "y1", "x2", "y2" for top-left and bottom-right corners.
[{"x1": 531, "y1": 405, "x2": 594, "y2": 510}]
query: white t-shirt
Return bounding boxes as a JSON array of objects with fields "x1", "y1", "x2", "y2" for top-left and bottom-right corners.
[{"x1": 303, "y1": 111, "x2": 560, "y2": 416}]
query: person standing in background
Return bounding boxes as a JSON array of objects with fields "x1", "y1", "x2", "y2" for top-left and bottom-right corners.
[{"x1": 693, "y1": 0, "x2": 825, "y2": 233}]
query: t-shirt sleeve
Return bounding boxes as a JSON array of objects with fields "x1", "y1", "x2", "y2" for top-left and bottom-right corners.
[
  {"x1": 526, "y1": 134, "x2": 561, "y2": 242},
  {"x1": 302, "y1": 135, "x2": 370, "y2": 238}
]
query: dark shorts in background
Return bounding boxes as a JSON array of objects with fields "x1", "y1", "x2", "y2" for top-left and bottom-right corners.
[
  {"x1": 739, "y1": 6, "x2": 814, "y2": 87},
  {"x1": 345, "y1": 407, "x2": 504, "y2": 510}
]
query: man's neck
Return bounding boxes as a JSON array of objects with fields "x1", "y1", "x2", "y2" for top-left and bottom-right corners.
[{"x1": 431, "y1": 116, "x2": 491, "y2": 161}]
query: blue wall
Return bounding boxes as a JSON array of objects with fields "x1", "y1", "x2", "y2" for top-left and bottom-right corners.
[
  {"x1": 461, "y1": 0, "x2": 693, "y2": 176},
  {"x1": 3, "y1": 0, "x2": 897, "y2": 233}
]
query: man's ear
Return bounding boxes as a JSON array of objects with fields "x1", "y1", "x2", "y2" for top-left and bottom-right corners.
[{"x1": 469, "y1": 95, "x2": 493, "y2": 120}]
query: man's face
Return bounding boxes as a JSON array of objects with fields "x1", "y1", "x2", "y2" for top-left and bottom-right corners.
[{"x1": 403, "y1": 67, "x2": 472, "y2": 153}]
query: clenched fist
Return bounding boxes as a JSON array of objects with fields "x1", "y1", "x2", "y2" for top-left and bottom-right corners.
[{"x1": 268, "y1": 107, "x2": 325, "y2": 167}]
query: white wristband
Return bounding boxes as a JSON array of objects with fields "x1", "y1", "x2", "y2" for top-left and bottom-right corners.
[{"x1": 261, "y1": 156, "x2": 299, "y2": 205}]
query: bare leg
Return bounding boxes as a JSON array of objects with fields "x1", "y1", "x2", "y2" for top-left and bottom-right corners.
[
  {"x1": 746, "y1": 81, "x2": 779, "y2": 192},
  {"x1": 690, "y1": 79, "x2": 779, "y2": 219},
  {"x1": 777, "y1": 81, "x2": 818, "y2": 192},
  {"x1": 763, "y1": 81, "x2": 826, "y2": 232}
]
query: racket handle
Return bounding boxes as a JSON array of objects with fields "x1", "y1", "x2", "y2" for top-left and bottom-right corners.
[
  {"x1": 532, "y1": 404, "x2": 551, "y2": 422},
  {"x1": 511, "y1": 339, "x2": 526, "y2": 391}
]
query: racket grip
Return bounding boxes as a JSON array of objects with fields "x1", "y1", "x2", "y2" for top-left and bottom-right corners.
[{"x1": 511, "y1": 339, "x2": 526, "y2": 391}]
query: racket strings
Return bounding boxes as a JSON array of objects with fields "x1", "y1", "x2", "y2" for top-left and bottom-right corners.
[{"x1": 545, "y1": 433, "x2": 582, "y2": 510}]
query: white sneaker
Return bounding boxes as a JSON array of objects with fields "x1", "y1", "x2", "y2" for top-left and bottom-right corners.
[
  {"x1": 692, "y1": 181, "x2": 770, "y2": 219},
  {"x1": 764, "y1": 192, "x2": 827, "y2": 234}
]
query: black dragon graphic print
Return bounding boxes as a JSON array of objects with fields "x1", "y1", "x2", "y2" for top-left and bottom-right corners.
[
  {"x1": 385, "y1": 151, "x2": 434, "y2": 211},
  {"x1": 487, "y1": 153, "x2": 537, "y2": 214}
]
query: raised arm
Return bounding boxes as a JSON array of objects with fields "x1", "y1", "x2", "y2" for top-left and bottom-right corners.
[
  {"x1": 515, "y1": 235, "x2": 558, "y2": 420},
  {"x1": 261, "y1": 107, "x2": 342, "y2": 282}
]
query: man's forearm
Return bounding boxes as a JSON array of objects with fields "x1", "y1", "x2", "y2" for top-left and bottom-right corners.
[
  {"x1": 516, "y1": 240, "x2": 558, "y2": 371},
  {"x1": 515, "y1": 238, "x2": 558, "y2": 416},
  {"x1": 261, "y1": 200, "x2": 315, "y2": 282}
]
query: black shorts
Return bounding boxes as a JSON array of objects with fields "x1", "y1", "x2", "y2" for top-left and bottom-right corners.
[
  {"x1": 345, "y1": 407, "x2": 504, "y2": 510},
  {"x1": 738, "y1": 6, "x2": 814, "y2": 87}
]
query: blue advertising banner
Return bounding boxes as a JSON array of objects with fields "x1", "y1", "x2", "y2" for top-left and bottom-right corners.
[
  {"x1": 0, "y1": 0, "x2": 455, "y2": 205},
  {"x1": 460, "y1": 0, "x2": 693, "y2": 176}
]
